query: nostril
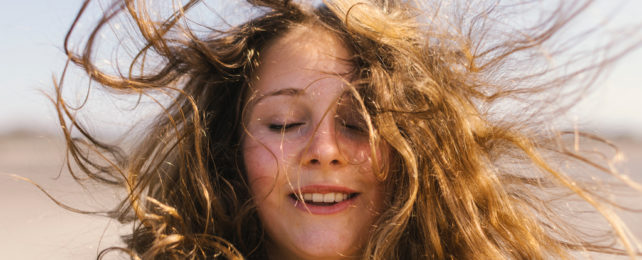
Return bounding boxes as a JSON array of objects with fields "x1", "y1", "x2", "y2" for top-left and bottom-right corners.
[
  {"x1": 310, "y1": 159, "x2": 320, "y2": 164},
  {"x1": 330, "y1": 159, "x2": 340, "y2": 165}
]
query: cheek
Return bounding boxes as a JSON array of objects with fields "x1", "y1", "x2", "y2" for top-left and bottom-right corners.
[
  {"x1": 360, "y1": 143, "x2": 390, "y2": 206},
  {"x1": 242, "y1": 139, "x2": 279, "y2": 198},
  {"x1": 242, "y1": 137, "x2": 300, "y2": 198},
  {"x1": 372, "y1": 142, "x2": 390, "y2": 174},
  {"x1": 345, "y1": 138, "x2": 389, "y2": 174},
  {"x1": 335, "y1": 135, "x2": 370, "y2": 165}
]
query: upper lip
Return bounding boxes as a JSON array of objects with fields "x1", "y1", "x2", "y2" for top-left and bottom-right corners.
[{"x1": 290, "y1": 185, "x2": 358, "y2": 194}]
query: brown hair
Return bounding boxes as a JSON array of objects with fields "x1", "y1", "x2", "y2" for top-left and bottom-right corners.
[{"x1": 54, "y1": 0, "x2": 641, "y2": 259}]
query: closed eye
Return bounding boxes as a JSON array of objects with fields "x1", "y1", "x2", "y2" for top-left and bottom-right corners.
[
  {"x1": 269, "y1": 122, "x2": 305, "y2": 131},
  {"x1": 342, "y1": 122, "x2": 367, "y2": 134}
]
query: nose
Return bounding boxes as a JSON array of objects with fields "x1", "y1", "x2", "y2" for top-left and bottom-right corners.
[{"x1": 301, "y1": 119, "x2": 347, "y2": 169}]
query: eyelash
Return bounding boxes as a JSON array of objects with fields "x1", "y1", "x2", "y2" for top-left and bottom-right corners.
[
  {"x1": 342, "y1": 122, "x2": 366, "y2": 133},
  {"x1": 266, "y1": 122, "x2": 366, "y2": 133},
  {"x1": 268, "y1": 122, "x2": 304, "y2": 131}
]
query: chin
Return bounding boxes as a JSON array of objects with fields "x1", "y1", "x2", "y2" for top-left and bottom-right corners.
[
  {"x1": 276, "y1": 244, "x2": 361, "y2": 260},
  {"x1": 268, "y1": 227, "x2": 364, "y2": 260}
]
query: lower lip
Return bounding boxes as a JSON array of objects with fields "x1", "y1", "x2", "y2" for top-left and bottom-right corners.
[{"x1": 289, "y1": 195, "x2": 357, "y2": 215}]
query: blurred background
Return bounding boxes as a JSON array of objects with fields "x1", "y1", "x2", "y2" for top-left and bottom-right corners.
[{"x1": 0, "y1": 0, "x2": 640, "y2": 259}]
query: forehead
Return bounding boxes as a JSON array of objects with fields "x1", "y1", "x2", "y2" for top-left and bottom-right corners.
[{"x1": 251, "y1": 25, "x2": 353, "y2": 97}]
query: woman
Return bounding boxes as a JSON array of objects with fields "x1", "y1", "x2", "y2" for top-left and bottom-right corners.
[{"x1": 55, "y1": 0, "x2": 641, "y2": 259}]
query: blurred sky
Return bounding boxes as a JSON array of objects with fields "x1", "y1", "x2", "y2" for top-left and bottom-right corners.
[{"x1": 0, "y1": 0, "x2": 641, "y2": 138}]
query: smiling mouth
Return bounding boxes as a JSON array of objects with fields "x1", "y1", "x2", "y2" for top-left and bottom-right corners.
[{"x1": 289, "y1": 192, "x2": 359, "y2": 206}]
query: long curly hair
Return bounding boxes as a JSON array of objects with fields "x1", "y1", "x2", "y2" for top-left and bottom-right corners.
[{"x1": 54, "y1": 0, "x2": 642, "y2": 259}]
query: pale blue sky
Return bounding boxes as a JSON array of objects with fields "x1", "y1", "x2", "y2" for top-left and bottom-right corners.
[
  {"x1": 0, "y1": 1, "x2": 83, "y2": 133},
  {"x1": 0, "y1": 0, "x2": 640, "y2": 138}
]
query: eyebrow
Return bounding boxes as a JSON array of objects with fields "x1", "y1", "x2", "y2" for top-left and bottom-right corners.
[{"x1": 253, "y1": 88, "x2": 305, "y2": 104}]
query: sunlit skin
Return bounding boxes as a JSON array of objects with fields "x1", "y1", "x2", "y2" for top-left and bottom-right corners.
[{"x1": 242, "y1": 25, "x2": 387, "y2": 260}]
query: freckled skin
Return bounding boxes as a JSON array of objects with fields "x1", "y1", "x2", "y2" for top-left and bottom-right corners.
[{"x1": 242, "y1": 26, "x2": 387, "y2": 260}]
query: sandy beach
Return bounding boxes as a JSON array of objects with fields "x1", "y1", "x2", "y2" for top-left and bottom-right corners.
[
  {"x1": 1, "y1": 134, "x2": 641, "y2": 259},
  {"x1": 0, "y1": 135, "x2": 128, "y2": 259}
]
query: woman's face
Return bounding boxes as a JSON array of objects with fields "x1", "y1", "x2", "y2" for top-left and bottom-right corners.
[{"x1": 242, "y1": 26, "x2": 386, "y2": 260}]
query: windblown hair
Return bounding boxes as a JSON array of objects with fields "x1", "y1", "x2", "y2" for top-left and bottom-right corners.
[{"x1": 54, "y1": 0, "x2": 642, "y2": 259}]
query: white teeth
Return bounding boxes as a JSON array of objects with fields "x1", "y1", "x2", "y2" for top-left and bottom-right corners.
[
  {"x1": 312, "y1": 193, "x2": 323, "y2": 202},
  {"x1": 300, "y1": 192, "x2": 351, "y2": 203},
  {"x1": 323, "y1": 193, "x2": 335, "y2": 203}
]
